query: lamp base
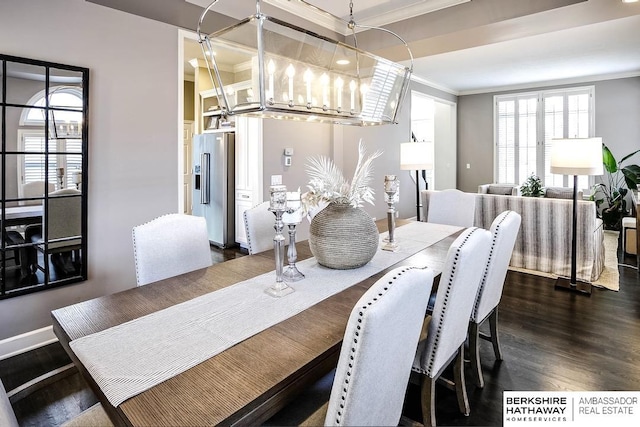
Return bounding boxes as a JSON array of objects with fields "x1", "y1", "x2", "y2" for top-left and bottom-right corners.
[{"x1": 554, "y1": 276, "x2": 592, "y2": 296}]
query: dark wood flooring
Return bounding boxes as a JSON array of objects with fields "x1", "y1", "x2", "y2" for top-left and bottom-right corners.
[{"x1": 1, "y1": 244, "x2": 638, "y2": 426}]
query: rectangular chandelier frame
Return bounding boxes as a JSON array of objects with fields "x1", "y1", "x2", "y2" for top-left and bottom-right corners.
[{"x1": 198, "y1": 2, "x2": 413, "y2": 126}]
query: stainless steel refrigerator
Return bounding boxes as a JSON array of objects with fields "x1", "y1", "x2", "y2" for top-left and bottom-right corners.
[{"x1": 192, "y1": 132, "x2": 235, "y2": 248}]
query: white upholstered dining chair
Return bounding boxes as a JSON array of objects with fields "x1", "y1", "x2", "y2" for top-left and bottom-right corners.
[
  {"x1": 263, "y1": 266, "x2": 435, "y2": 426},
  {"x1": 132, "y1": 213, "x2": 212, "y2": 286},
  {"x1": 23, "y1": 188, "x2": 83, "y2": 279},
  {"x1": 421, "y1": 189, "x2": 476, "y2": 227},
  {"x1": 469, "y1": 210, "x2": 521, "y2": 388},
  {"x1": 411, "y1": 227, "x2": 492, "y2": 427},
  {"x1": 0, "y1": 380, "x2": 18, "y2": 427},
  {"x1": 243, "y1": 201, "x2": 274, "y2": 254},
  {"x1": 19, "y1": 181, "x2": 55, "y2": 206}
]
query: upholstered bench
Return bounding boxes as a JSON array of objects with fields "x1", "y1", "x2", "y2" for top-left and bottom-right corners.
[
  {"x1": 420, "y1": 190, "x2": 605, "y2": 281},
  {"x1": 473, "y1": 194, "x2": 604, "y2": 282}
]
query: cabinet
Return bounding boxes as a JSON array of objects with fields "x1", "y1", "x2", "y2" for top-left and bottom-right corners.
[
  {"x1": 201, "y1": 81, "x2": 253, "y2": 133},
  {"x1": 234, "y1": 117, "x2": 263, "y2": 247}
]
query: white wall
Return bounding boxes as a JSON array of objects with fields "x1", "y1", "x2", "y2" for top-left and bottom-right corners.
[
  {"x1": 260, "y1": 119, "x2": 333, "y2": 241},
  {"x1": 0, "y1": 0, "x2": 179, "y2": 340}
]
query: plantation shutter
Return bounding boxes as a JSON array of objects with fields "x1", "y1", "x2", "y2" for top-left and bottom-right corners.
[
  {"x1": 22, "y1": 133, "x2": 57, "y2": 186},
  {"x1": 495, "y1": 86, "x2": 594, "y2": 191},
  {"x1": 64, "y1": 138, "x2": 83, "y2": 188}
]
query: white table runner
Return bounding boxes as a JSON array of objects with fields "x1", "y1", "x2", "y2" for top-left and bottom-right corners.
[{"x1": 70, "y1": 222, "x2": 461, "y2": 406}]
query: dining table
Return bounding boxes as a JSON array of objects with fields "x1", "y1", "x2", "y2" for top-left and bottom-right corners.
[
  {"x1": 51, "y1": 219, "x2": 463, "y2": 426},
  {"x1": 2, "y1": 205, "x2": 43, "y2": 228}
]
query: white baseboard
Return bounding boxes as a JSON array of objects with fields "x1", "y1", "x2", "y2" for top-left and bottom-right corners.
[{"x1": 0, "y1": 326, "x2": 58, "y2": 361}]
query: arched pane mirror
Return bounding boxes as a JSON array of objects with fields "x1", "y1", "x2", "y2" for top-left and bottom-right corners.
[{"x1": 1, "y1": 54, "x2": 88, "y2": 299}]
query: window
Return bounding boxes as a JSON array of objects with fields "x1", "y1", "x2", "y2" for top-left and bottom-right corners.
[
  {"x1": 18, "y1": 87, "x2": 83, "y2": 194},
  {"x1": 17, "y1": 130, "x2": 82, "y2": 193},
  {"x1": 494, "y1": 86, "x2": 594, "y2": 191}
]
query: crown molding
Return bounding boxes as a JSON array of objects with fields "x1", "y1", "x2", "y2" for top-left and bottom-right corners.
[
  {"x1": 411, "y1": 73, "x2": 460, "y2": 96},
  {"x1": 458, "y1": 71, "x2": 640, "y2": 96}
]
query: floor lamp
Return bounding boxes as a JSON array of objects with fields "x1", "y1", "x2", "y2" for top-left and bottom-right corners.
[
  {"x1": 550, "y1": 137, "x2": 604, "y2": 295},
  {"x1": 400, "y1": 142, "x2": 433, "y2": 221}
]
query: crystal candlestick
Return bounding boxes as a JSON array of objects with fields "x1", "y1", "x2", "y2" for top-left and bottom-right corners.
[
  {"x1": 265, "y1": 185, "x2": 295, "y2": 297},
  {"x1": 282, "y1": 210, "x2": 305, "y2": 282},
  {"x1": 382, "y1": 175, "x2": 399, "y2": 252}
]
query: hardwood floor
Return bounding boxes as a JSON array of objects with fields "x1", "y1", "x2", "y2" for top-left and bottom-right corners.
[{"x1": 1, "y1": 244, "x2": 638, "y2": 426}]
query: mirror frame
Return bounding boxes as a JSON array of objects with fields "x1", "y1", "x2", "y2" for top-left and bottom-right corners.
[{"x1": 1, "y1": 53, "x2": 89, "y2": 299}]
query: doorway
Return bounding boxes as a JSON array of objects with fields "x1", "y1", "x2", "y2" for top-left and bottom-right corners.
[{"x1": 411, "y1": 91, "x2": 457, "y2": 190}]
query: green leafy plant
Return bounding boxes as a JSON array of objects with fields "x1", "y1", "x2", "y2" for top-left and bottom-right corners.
[
  {"x1": 592, "y1": 144, "x2": 640, "y2": 229},
  {"x1": 520, "y1": 173, "x2": 544, "y2": 197},
  {"x1": 302, "y1": 140, "x2": 382, "y2": 209}
]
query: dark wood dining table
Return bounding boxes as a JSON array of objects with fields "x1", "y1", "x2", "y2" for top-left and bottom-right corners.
[
  {"x1": 2, "y1": 205, "x2": 43, "y2": 228},
  {"x1": 51, "y1": 220, "x2": 461, "y2": 426}
]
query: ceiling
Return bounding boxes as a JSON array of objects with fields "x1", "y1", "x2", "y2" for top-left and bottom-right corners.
[
  {"x1": 191, "y1": 0, "x2": 471, "y2": 32},
  {"x1": 182, "y1": 0, "x2": 640, "y2": 95}
]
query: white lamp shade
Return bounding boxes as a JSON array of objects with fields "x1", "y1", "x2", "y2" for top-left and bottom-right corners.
[
  {"x1": 550, "y1": 137, "x2": 604, "y2": 176},
  {"x1": 400, "y1": 142, "x2": 433, "y2": 170}
]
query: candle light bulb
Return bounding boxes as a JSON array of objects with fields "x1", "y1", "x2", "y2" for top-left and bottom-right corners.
[
  {"x1": 320, "y1": 73, "x2": 329, "y2": 107},
  {"x1": 286, "y1": 64, "x2": 296, "y2": 78},
  {"x1": 286, "y1": 64, "x2": 295, "y2": 102},
  {"x1": 349, "y1": 80, "x2": 357, "y2": 111},
  {"x1": 267, "y1": 59, "x2": 276, "y2": 100},
  {"x1": 335, "y1": 77, "x2": 344, "y2": 109},
  {"x1": 303, "y1": 68, "x2": 313, "y2": 104}
]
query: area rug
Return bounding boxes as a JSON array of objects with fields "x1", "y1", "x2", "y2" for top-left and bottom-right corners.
[{"x1": 508, "y1": 231, "x2": 620, "y2": 291}]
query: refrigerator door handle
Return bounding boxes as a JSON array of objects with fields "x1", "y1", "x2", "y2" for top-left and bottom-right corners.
[{"x1": 201, "y1": 152, "x2": 210, "y2": 204}]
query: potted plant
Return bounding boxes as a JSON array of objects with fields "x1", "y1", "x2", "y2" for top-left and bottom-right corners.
[
  {"x1": 302, "y1": 140, "x2": 382, "y2": 269},
  {"x1": 592, "y1": 144, "x2": 640, "y2": 230},
  {"x1": 520, "y1": 173, "x2": 544, "y2": 197}
]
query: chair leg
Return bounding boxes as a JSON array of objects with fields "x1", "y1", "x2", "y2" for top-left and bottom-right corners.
[
  {"x1": 453, "y1": 345, "x2": 470, "y2": 416},
  {"x1": 421, "y1": 376, "x2": 437, "y2": 427},
  {"x1": 489, "y1": 308, "x2": 503, "y2": 361},
  {"x1": 469, "y1": 321, "x2": 484, "y2": 388}
]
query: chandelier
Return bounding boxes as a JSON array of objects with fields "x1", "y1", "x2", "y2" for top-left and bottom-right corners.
[{"x1": 197, "y1": 0, "x2": 413, "y2": 126}]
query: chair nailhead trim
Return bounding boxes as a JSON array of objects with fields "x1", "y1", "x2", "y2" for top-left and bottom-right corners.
[
  {"x1": 132, "y1": 213, "x2": 184, "y2": 285},
  {"x1": 472, "y1": 211, "x2": 512, "y2": 320},
  {"x1": 426, "y1": 228, "x2": 479, "y2": 375},
  {"x1": 333, "y1": 266, "x2": 420, "y2": 425}
]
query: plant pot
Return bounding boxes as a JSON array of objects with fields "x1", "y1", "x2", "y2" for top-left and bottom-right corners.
[
  {"x1": 309, "y1": 203, "x2": 379, "y2": 269},
  {"x1": 602, "y1": 208, "x2": 623, "y2": 231}
]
